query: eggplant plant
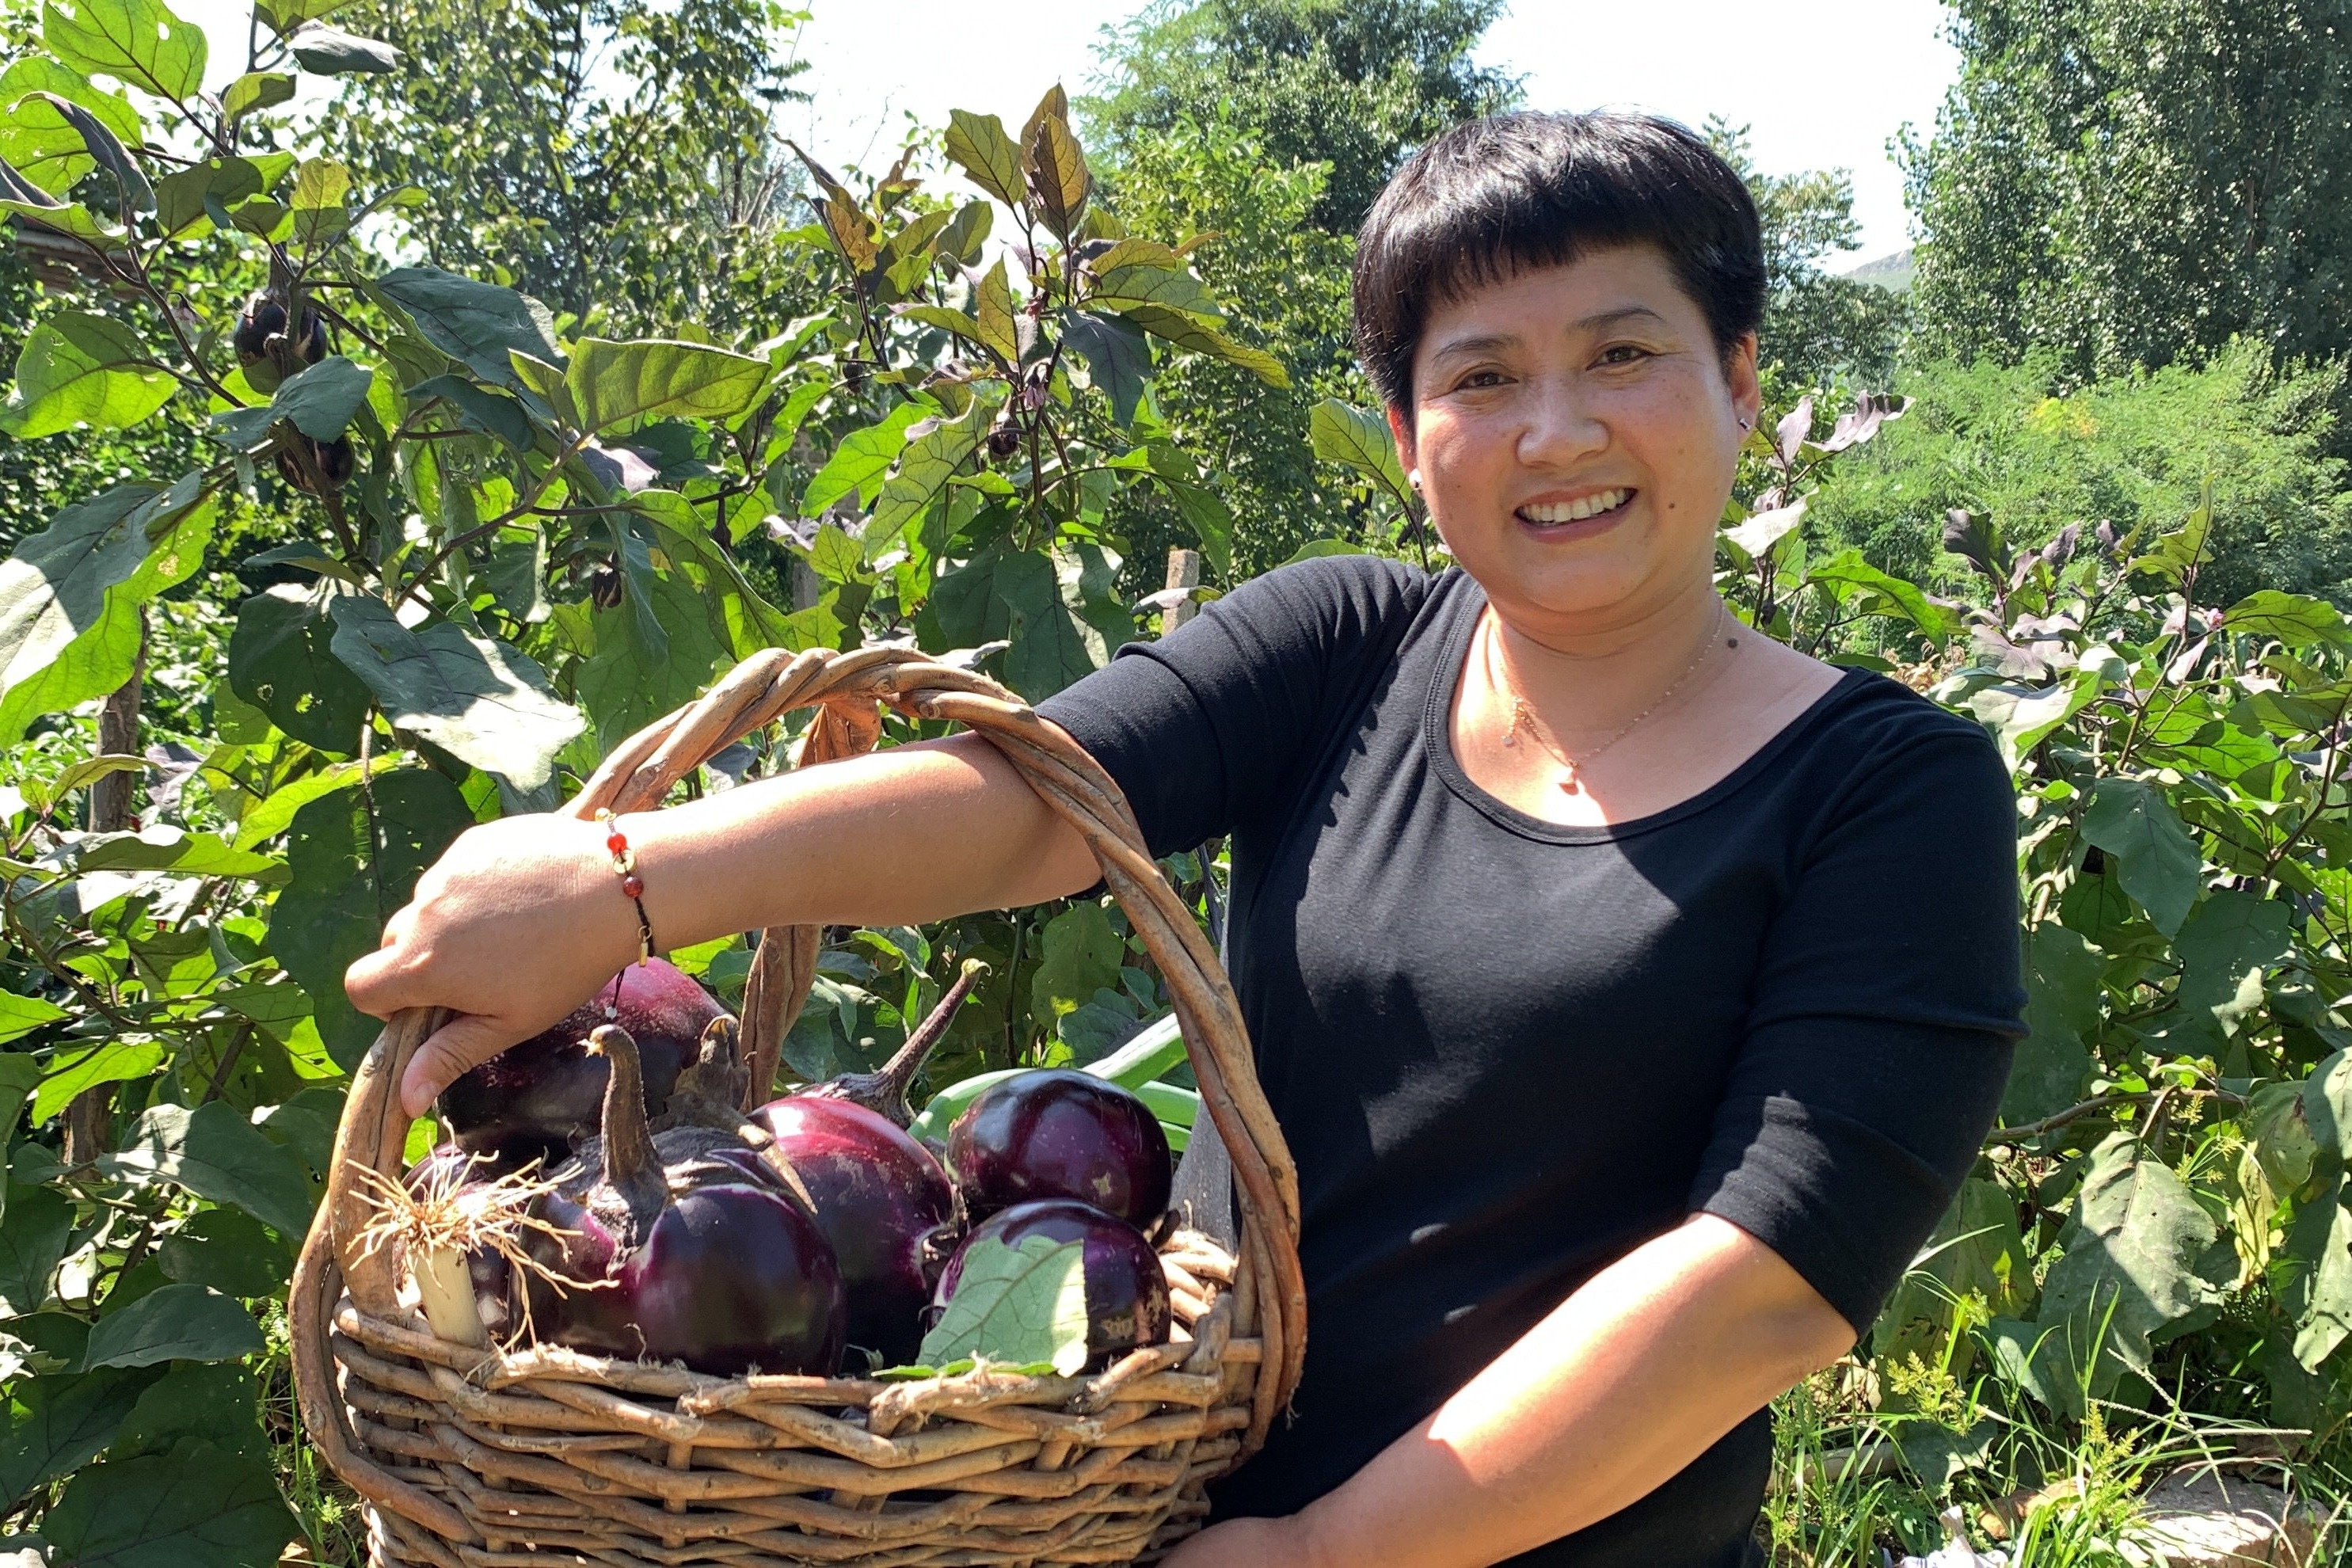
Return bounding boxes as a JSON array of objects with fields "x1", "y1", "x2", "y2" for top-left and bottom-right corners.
[{"x1": 0, "y1": 0, "x2": 1281, "y2": 1555}]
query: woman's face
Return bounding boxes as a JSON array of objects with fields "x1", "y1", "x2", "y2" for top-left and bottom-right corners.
[{"x1": 1391, "y1": 245, "x2": 1760, "y2": 640}]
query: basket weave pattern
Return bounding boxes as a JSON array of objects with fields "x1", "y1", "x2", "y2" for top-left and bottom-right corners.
[{"x1": 290, "y1": 645, "x2": 1306, "y2": 1567}]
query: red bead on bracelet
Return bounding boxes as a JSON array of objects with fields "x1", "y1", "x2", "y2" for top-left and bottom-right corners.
[{"x1": 594, "y1": 808, "x2": 657, "y2": 964}]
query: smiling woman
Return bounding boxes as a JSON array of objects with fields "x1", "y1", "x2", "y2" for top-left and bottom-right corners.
[{"x1": 354, "y1": 111, "x2": 2025, "y2": 1568}]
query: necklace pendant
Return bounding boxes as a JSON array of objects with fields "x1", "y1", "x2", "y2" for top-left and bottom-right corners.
[{"x1": 1557, "y1": 763, "x2": 1580, "y2": 794}]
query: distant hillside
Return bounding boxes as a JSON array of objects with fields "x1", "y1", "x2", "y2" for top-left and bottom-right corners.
[{"x1": 1844, "y1": 248, "x2": 1915, "y2": 293}]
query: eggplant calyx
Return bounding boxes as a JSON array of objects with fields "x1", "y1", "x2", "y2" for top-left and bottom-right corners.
[
  {"x1": 657, "y1": 1016, "x2": 753, "y2": 1131},
  {"x1": 654, "y1": 1017, "x2": 817, "y2": 1211},
  {"x1": 805, "y1": 957, "x2": 987, "y2": 1128},
  {"x1": 588, "y1": 1025, "x2": 669, "y2": 1247}
]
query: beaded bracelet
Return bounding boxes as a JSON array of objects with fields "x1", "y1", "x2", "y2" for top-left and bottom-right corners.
[{"x1": 594, "y1": 808, "x2": 657, "y2": 966}]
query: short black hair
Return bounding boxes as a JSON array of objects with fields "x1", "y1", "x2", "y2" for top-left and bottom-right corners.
[{"x1": 1353, "y1": 111, "x2": 1766, "y2": 410}]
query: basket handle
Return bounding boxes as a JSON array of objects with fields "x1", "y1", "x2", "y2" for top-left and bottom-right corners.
[{"x1": 295, "y1": 645, "x2": 1305, "y2": 1444}]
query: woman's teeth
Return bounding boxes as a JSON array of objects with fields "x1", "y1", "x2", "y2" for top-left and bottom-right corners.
[{"x1": 1519, "y1": 489, "x2": 1632, "y2": 524}]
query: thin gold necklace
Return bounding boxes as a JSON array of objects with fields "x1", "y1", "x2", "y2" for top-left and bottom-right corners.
[{"x1": 1490, "y1": 603, "x2": 1741, "y2": 794}]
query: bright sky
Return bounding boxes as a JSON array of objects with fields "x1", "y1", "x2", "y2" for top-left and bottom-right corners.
[{"x1": 175, "y1": 0, "x2": 1956, "y2": 264}]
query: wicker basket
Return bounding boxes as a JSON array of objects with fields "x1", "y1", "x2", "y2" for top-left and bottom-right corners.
[{"x1": 289, "y1": 645, "x2": 1307, "y2": 1567}]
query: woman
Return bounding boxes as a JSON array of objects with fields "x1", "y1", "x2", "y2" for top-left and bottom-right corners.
[{"x1": 348, "y1": 112, "x2": 2024, "y2": 1566}]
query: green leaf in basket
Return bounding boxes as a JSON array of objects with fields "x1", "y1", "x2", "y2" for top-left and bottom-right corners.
[{"x1": 916, "y1": 1234, "x2": 1090, "y2": 1376}]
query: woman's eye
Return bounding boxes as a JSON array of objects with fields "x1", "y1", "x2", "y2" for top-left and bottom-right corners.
[
  {"x1": 1454, "y1": 369, "x2": 1508, "y2": 390},
  {"x1": 1597, "y1": 344, "x2": 1651, "y2": 367}
]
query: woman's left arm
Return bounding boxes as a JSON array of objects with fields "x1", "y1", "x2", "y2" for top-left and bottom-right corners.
[{"x1": 1166, "y1": 1212, "x2": 1852, "y2": 1568}]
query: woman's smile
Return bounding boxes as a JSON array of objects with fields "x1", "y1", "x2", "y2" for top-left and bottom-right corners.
[{"x1": 1515, "y1": 485, "x2": 1638, "y2": 539}]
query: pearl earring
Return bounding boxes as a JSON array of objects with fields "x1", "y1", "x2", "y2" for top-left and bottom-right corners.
[{"x1": 1408, "y1": 469, "x2": 1421, "y2": 490}]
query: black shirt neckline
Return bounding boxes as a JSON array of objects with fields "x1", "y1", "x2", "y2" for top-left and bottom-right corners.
[{"x1": 1419, "y1": 571, "x2": 1873, "y2": 846}]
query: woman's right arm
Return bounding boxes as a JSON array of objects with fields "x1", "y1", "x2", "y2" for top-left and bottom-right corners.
[{"x1": 345, "y1": 731, "x2": 1100, "y2": 1117}]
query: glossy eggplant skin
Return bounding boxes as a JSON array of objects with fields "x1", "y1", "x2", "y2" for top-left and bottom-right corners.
[
  {"x1": 934, "y1": 1197, "x2": 1171, "y2": 1364},
  {"x1": 946, "y1": 1070, "x2": 1172, "y2": 1227},
  {"x1": 438, "y1": 959, "x2": 723, "y2": 1164},
  {"x1": 750, "y1": 1096, "x2": 957, "y2": 1366},
  {"x1": 530, "y1": 1182, "x2": 846, "y2": 1376}
]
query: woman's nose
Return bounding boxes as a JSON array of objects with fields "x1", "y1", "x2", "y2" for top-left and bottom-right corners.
[{"x1": 1515, "y1": 376, "x2": 1608, "y2": 469}]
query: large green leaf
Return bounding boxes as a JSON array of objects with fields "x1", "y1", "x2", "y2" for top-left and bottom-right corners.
[
  {"x1": 2285, "y1": 1189, "x2": 2352, "y2": 1370},
  {"x1": 369, "y1": 267, "x2": 559, "y2": 388},
  {"x1": 0, "y1": 999, "x2": 67, "y2": 1049},
  {"x1": 0, "y1": 1183, "x2": 71, "y2": 1314},
  {"x1": 1874, "y1": 1178, "x2": 2033, "y2": 1377},
  {"x1": 155, "y1": 1207, "x2": 291, "y2": 1298},
  {"x1": 226, "y1": 584, "x2": 372, "y2": 750},
  {"x1": 1308, "y1": 400, "x2": 1410, "y2": 512},
  {"x1": 0, "y1": 57, "x2": 142, "y2": 196},
  {"x1": 29, "y1": 1038, "x2": 163, "y2": 1126},
  {"x1": 101, "y1": 1102, "x2": 315, "y2": 1239},
  {"x1": 1031, "y1": 901, "x2": 1121, "y2": 1024},
  {"x1": 916, "y1": 1233, "x2": 1090, "y2": 1375},
  {"x1": 869, "y1": 404, "x2": 988, "y2": 551},
  {"x1": 1106, "y1": 302, "x2": 1288, "y2": 386},
  {"x1": 803, "y1": 402, "x2": 925, "y2": 516},
  {"x1": 268, "y1": 354, "x2": 370, "y2": 440},
  {"x1": 109, "y1": 1364, "x2": 265, "y2": 1465},
  {"x1": 2223, "y1": 590, "x2": 2349, "y2": 649},
  {"x1": 65, "y1": 824, "x2": 284, "y2": 881},
  {"x1": 573, "y1": 542, "x2": 728, "y2": 748},
  {"x1": 942, "y1": 109, "x2": 1025, "y2": 208},
  {"x1": 0, "y1": 312, "x2": 175, "y2": 438},
  {"x1": 1062, "y1": 310, "x2": 1150, "y2": 428},
  {"x1": 0, "y1": 1367, "x2": 158, "y2": 1512},
  {"x1": 42, "y1": 1438, "x2": 298, "y2": 1568},
  {"x1": 265, "y1": 769, "x2": 472, "y2": 1068},
  {"x1": 0, "y1": 478, "x2": 212, "y2": 746},
  {"x1": 566, "y1": 337, "x2": 770, "y2": 432},
  {"x1": 2030, "y1": 1134, "x2": 2232, "y2": 1407},
  {"x1": 2167, "y1": 889, "x2": 2293, "y2": 1041},
  {"x1": 2079, "y1": 778, "x2": 2201, "y2": 936},
  {"x1": 82, "y1": 1284, "x2": 264, "y2": 1368},
  {"x1": 44, "y1": 0, "x2": 207, "y2": 102},
  {"x1": 0, "y1": 1052, "x2": 41, "y2": 1214},
  {"x1": 286, "y1": 19, "x2": 400, "y2": 73},
  {"x1": 995, "y1": 546, "x2": 1127, "y2": 701},
  {"x1": 328, "y1": 596, "x2": 582, "y2": 788},
  {"x1": 2001, "y1": 923, "x2": 2102, "y2": 1124}
]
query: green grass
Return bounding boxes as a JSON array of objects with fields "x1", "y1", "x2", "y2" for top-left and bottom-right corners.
[{"x1": 1763, "y1": 1349, "x2": 2352, "y2": 1566}]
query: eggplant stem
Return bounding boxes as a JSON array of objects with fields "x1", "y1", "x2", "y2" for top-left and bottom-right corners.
[
  {"x1": 878, "y1": 957, "x2": 987, "y2": 1103},
  {"x1": 588, "y1": 1025, "x2": 667, "y2": 1239}
]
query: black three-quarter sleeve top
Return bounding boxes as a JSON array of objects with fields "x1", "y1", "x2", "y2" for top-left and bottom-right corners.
[{"x1": 1037, "y1": 555, "x2": 2026, "y2": 1567}]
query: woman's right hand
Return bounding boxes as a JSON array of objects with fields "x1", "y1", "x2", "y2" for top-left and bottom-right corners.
[{"x1": 344, "y1": 811, "x2": 645, "y2": 1119}]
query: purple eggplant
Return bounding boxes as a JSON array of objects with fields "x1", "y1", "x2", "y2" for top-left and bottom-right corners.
[
  {"x1": 525, "y1": 1026, "x2": 844, "y2": 1376},
  {"x1": 946, "y1": 1069, "x2": 1171, "y2": 1227},
  {"x1": 750, "y1": 1095, "x2": 957, "y2": 1366},
  {"x1": 933, "y1": 1198, "x2": 1171, "y2": 1365},
  {"x1": 440, "y1": 958, "x2": 725, "y2": 1164}
]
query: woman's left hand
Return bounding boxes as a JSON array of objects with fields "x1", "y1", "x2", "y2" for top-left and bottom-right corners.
[{"x1": 1159, "y1": 1515, "x2": 1315, "y2": 1567}]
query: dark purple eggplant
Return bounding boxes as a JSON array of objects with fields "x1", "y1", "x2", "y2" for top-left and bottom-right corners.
[
  {"x1": 440, "y1": 958, "x2": 725, "y2": 1164},
  {"x1": 946, "y1": 1070, "x2": 1171, "y2": 1227},
  {"x1": 525, "y1": 1026, "x2": 844, "y2": 1376},
  {"x1": 749, "y1": 1095, "x2": 957, "y2": 1367},
  {"x1": 799, "y1": 959, "x2": 984, "y2": 1128},
  {"x1": 932, "y1": 1197, "x2": 1171, "y2": 1366}
]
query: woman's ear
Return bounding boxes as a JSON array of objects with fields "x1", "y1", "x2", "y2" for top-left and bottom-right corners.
[
  {"x1": 1385, "y1": 404, "x2": 1418, "y2": 494},
  {"x1": 1726, "y1": 332, "x2": 1762, "y2": 434}
]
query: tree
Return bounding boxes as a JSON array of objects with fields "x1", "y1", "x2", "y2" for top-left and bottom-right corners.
[
  {"x1": 1904, "y1": 0, "x2": 2352, "y2": 379},
  {"x1": 318, "y1": 0, "x2": 815, "y2": 336},
  {"x1": 1704, "y1": 118, "x2": 1909, "y2": 388},
  {"x1": 1088, "y1": 0, "x2": 1520, "y2": 234}
]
